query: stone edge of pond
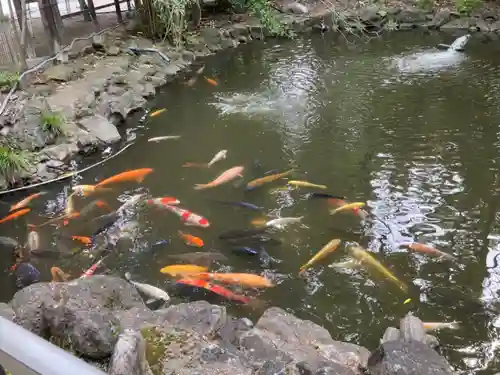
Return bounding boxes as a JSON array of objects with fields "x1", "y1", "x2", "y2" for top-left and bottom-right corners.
[
  {"x1": 0, "y1": 275, "x2": 454, "y2": 374},
  {"x1": 0, "y1": 6, "x2": 495, "y2": 191}
]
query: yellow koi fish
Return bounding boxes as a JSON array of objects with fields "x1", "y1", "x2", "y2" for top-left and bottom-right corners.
[
  {"x1": 246, "y1": 169, "x2": 295, "y2": 189},
  {"x1": 288, "y1": 181, "x2": 327, "y2": 189},
  {"x1": 150, "y1": 109, "x2": 166, "y2": 117},
  {"x1": 160, "y1": 264, "x2": 208, "y2": 277},
  {"x1": 299, "y1": 239, "x2": 341, "y2": 274},
  {"x1": 348, "y1": 245, "x2": 407, "y2": 292},
  {"x1": 422, "y1": 322, "x2": 460, "y2": 331},
  {"x1": 330, "y1": 202, "x2": 366, "y2": 216}
]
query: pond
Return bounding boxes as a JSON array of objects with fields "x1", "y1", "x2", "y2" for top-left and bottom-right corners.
[{"x1": 2, "y1": 31, "x2": 500, "y2": 374}]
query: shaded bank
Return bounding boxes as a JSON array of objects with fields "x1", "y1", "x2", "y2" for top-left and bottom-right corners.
[
  {"x1": 0, "y1": 2, "x2": 499, "y2": 190},
  {"x1": 2, "y1": 275, "x2": 453, "y2": 375}
]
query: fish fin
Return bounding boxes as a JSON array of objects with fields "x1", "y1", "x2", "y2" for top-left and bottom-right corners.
[
  {"x1": 136, "y1": 176, "x2": 146, "y2": 183},
  {"x1": 146, "y1": 298, "x2": 158, "y2": 304},
  {"x1": 194, "y1": 184, "x2": 209, "y2": 190}
]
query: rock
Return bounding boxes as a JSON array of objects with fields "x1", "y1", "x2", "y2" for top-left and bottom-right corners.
[
  {"x1": 426, "y1": 334, "x2": 439, "y2": 350},
  {"x1": 74, "y1": 93, "x2": 97, "y2": 119},
  {"x1": 429, "y1": 10, "x2": 452, "y2": 28},
  {"x1": 230, "y1": 24, "x2": 250, "y2": 38},
  {"x1": 359, "y1": 6, "x2": 381, "y2": 23},
  {"x1": 200, "y1": 28, "x2": 223, "y2": 49},
  {"x1": 441, "y1": 17, "x2": 475, "y2": 30},
  {"x1": 221, "y1": 38, "x2": 238, "y2": 48},
  {"x1": 181, "y1": 50, "x2": 196, "y2": 63},
  {"x1": 107, "y1": 46, "x2": 121, "y2": 56},
  {"x1": 400, "y1": 314, "x2": 426, "y2": 343},
  {"x1": 148, "y1": 75, "x2": 167, "y2": 87},
  {"x1": 474, "y1": 18, "x2": 490, "y2": 32},
  {"x1": 107, "y1": 84, "x2": 127, "y2": 96},
  {"x1": 77, "y1": 115, "x2": 121, "y2": 144},
  {"x1": 381, "y1": 327, "x2": 400, "y2": 343},
  {"x1": 98, "y1": 91, "x2": 146, "y2": 121},
  {"x1": 10, "y1": 275, "x2": 145, "y2": 340},
  {"x1": 490, "y1": 20, "x2": 500, "y2": 32},
  {"x1": 283, "y1": 2, "x2": 309, "y2": 14},
  {"x1": 0, "y1": 302, "x2": 14, "y2": 321},
  {"x1": 162, "y1": 64, "x2": 182, "y2": 76},
  {"x1": 367, "y1": 340, "x2": 454, "y2": 375},
  {"x1": 41, "y1": 143, "x2": 78, "y2": 161},
  {"x1": 44, "y1": 64, "x2": 78, "y2": 82},
  {"x1": 240, "y1": 307, "x2": 369, "y2": 374},
  {"x1": 394, "y1": 8, "x2": 427, "y2": 24},
  {"x1": 249, "y1": 25, "x2": 264, "y2": 39},
  {"x1": 109, "y1": 329, "x2": 151, "y2": 375}
]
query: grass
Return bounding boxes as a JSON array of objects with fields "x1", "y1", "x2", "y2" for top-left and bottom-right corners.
[
  {"x1": 417, "y1": 0, "x2": 434, "y2": 11},
  {"x1": 0, "y1": 145, "x2": 32, "y2": 184},
  {"x1": 0, "y1": 71, "x2": 19, "y2": 90},
  {"x1": 456, "y1": 0, "x2": 481, "y2": 14},
  {"x1": 40, "y1": 111, "x2": 65, "y2": 137}
]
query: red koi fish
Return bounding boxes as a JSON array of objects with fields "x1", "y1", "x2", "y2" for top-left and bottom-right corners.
[
  {"x1": 176, "y1": 278, "x2": 251, "y2": 304},
  {"x1": 163, "y1": 205, "x2": 209, "y2": 228},
  {"x1": 80, "y1": 258, "x2": 105, "y2": 279},
  {"x1": 0, "y1": 208, "x2": 30, "y2": 224},
  {"x1": 147, "y1": 197, "x2": 180, "y2": 207}
]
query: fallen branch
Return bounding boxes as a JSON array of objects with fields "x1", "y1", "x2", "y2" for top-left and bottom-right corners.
[
  {"x1": 0, "y1": 24, "x2": 122, "y2": 117},
  {"x1": 0, "y1": 142, "x2": 134, "y2": 196}
]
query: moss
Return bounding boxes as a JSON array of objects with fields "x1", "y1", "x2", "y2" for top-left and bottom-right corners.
[
  {"x1": 140, "y1": 326, "x2": 187, "y2": 375},
  {"x1": 0, "y1": 71, "x2": 19, "y2": 89},
  {"x1": 40, "y1": 110, "x2": 65, "y2": 137}
]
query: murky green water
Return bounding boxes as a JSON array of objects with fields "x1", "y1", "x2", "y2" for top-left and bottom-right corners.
[{"x1": 2, "y1": 31, "x2": 500, "y2": 374}]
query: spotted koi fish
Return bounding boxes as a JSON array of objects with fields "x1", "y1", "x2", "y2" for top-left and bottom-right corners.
[{"x1": 163, "y1": 205, "x2": 210, "y2": 228}]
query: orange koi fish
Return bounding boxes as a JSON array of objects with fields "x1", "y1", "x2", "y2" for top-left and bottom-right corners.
[
  {"x1": 72, "y1": 236, "x2": 92, "y2": 246},
  {"x1": 194, "y1": 166, "x2": 244, "y2": 190},
  {"x1": 405, "y1": 242, "x2": 457, "y2": 261},
  {"x1": 72, "y1": 185, "x2": 113, "y2": 197},
  {"x1": 10, "y1": 192, "x2": 46, "y2": 212},
  {"x1": 176, "y1": 278, "x2": 251, "y2": 304},
  {"x1": 178, "y1": 231, "x2": 204, "y2": 247},
  {"x1": 147, "y1": 197, "x2": 180, "y2": 207},
  {"x1": 204, "y1": 77, "x2": 218, "y2": 86},
  {"x1": 195, "y1": 272, "x2": 274, "y2": 288},
  {"x1": 150, "y1": 108, "x2": 166, "y2": 117},
  {"x1": 0, "y1": 208, "x2": 30, "y2": 224},
  {"x1": 51, "y1": 266, "x2": 71, "y2": 282},
  {"x1": 96, "y1": 168, "x2": 153, "y2": 187},
  {"x1": 160, "y1": 264, "x2": 208, "y2": 277}
]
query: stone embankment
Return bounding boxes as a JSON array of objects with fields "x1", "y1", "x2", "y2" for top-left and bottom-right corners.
[
  {"x1": 1, "y1": 2, "x2": 499, "y2": 189},
  {"x1": 0, "y1": 275, "x2": 454, "y2": 375}
]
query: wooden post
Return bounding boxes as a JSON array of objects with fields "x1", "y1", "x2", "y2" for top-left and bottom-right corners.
[
  {"x1": 114, "y1": 0, "x2": 122, "y2": 23},
  {"x1": 18, "y1": 0, "x2": 28, "y2": 88},
  {"x1": 38, "y1": 0, "x2": 62, "y2": 55},
  {"x1": 86, "y1": 0, "x2": 99, "y2": 29},
  {"x1": 78, "y1": 0, "x2": 91, "y2": 21}
]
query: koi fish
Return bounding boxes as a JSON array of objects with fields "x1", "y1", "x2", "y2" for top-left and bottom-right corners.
[
  {"x1": 163, "y1": 205, "x2": 210, "y2": 228},
  {"x1": 96, "y1": 168, "x2": 153, "y2": 188},
  {"x1": 299, "y1": 239, "x2": 341, "y2": 274},
  {"x1": 147, "y1": 197, "x2": 180, "y2": 207},
  {"x1": 307, "y1": 193, "x2": 347, "y2": 200},
  {"x1": 195, "y1": 272, "x2": 274, "y2": 288},
  {"x1": 224, "y1": 235, "x2": 282, "y2": 246},
  {"x1": 250, "y1": 217, "x2": 268, "y2": 227},
  {"x1": 10, "y1": 192, "x2": 46, "y2": 212},
  {"x1": 80, "y1": 258, "x2": 106, "y2": 278},
  {"x1": 79, "y1": 200, "x2": 111, "y2": 217},
  {"x1": 182, "y1": 162, "x2": 209, "y2": 168},
  {"x1": 266, "y1": 216, "x2": 303, "y2": 229},
  {"x1": 72, "y1": 236, "x2": 92, "y2": 246},
  {"x1": 214, "y1": 200, "x2": 263, "y2": 211},
  {"x1": 405, "y1": 242, "x2": 457, "y2": 261},
  {"x1": 328, "y1": 260, "x2": 361, "y2": 270},
  {"x1": 288, "y1": 181, "x2": 327, "y2": 189},
  {"x1": 27, "y1": 229, "x2": 40, "y2": 251},
  {"x1": 160, "y1": 264, "x2": 208, "y2": 277},
  {"x1": 72, "y1": 185, "x2": 113, "y2": 196},
  {"x1": 61, "y1": 212, "x2": 81, "y2": 226},
  {"x1": 65, "y1": 192, "x2": 75, "y2": 216},
  {"x1": 148, "y1": 136, "x2": 181, "y2": 142},
  {"x1": 178, "y1": 230, "x2": 204, "y2": 247},
  {"x1": 246, "y1": 169, "x2": 294, "y2": 190},
  {"x1": 422, "y1": 322, "x2": 460, "y2": 331},
  {"x1": 51, "y1": 266, "x2": 70, "y2": 282},
  {"x1": 330, "y1": 202, "x2": 366, "y2": 216},
  {"x1": 124, "y1": 272, "x2": 170, "y2": 304},
  {"x1": 232, "y1": 246, "x2": 259, "y2": 255},
  {"x1": 176, "y1": 278, "x2": 251, "y2": 304},
  {"x1": 208, "y1": 150, "x2": 227, "y2": 167},
  {"x1": 0, "y1": 208, "x2": 30, "y2": 224},
  {"x1": 348, "y1": 245, "x2": 407, "y2": 292},
  {"x1": 150, "y1": 108, "x2": 166, "y2": 117},
  {"x1": 205, "y1": 77, "x2": 218, "y2": 86},
  {"x1": 194, "y1": 166, "x2": 244, "y2": 190}
]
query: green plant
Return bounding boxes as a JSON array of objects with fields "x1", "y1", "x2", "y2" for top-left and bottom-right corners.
[
  {"x1": 231, "y1": 0, "x2": 293, "y2": 37},
  {"x1": 456, "y1": 0, "x2": 481, "y2": 15},
  {"x1": 0, "y1": 71, "x2": 19, "y2": 89},
  {"x1": 0, "y1": 145, "x2": 31, "y2": 184},
  {"x1": 40, "y1": 110, "x2": 65, "y2": 137}
]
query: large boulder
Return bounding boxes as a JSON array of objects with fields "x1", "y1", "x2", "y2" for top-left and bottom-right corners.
[
  {"x1": 77, "y1": 115, "x2": 121, "y2": 144},
  {"x1": 239, "y1": 307, "x2": 369, "y2": 374}
]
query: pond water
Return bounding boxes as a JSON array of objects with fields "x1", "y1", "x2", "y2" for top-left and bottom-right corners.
[{"x1": 2, "y1": 31, "x2": 500, "y2": 374}]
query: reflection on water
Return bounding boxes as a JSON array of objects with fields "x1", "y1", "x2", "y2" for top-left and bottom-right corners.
[{"x1": 2, "y1": 32, "x2": 500, "y2": 374}]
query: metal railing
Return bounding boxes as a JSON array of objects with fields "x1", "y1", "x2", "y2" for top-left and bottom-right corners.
[{"x1": 0, "y1": 316, "x2": 106, "y2": 375}]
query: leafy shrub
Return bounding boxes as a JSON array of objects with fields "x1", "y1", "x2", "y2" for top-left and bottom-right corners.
[
  {"x1": 0, "y1": 145, "x2": 31, "y2": 184},
  {"x1": 0, "y1": 71, "x2": 19, "y2": 89},
  {"x1": 456, "y1": 0, "x2": 481, "y2": 15},
  {"x1": 40, "y1": 111, "x2": 65, "y2": 137}
]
